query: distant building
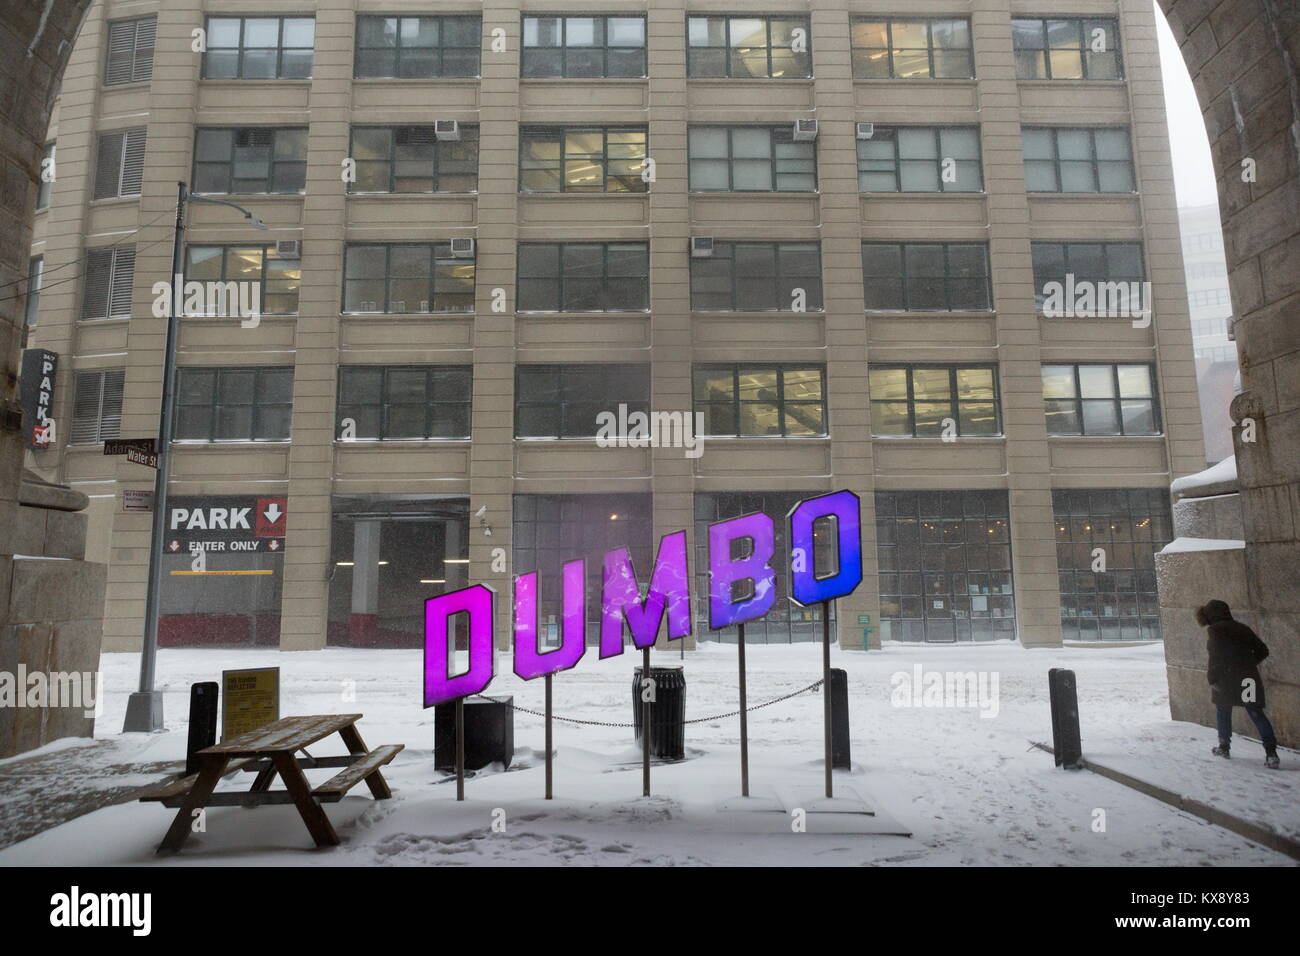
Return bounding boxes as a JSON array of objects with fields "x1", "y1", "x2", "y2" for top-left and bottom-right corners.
[{"x1": 1178, "y1": 202, "x2": 1237, "y2": 464}]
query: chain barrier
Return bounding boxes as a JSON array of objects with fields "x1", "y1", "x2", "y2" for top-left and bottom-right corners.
[{"x1": 472, "y1": 679, "x2": 824, "y2": 729}]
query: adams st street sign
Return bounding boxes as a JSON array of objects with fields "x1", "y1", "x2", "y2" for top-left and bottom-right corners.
[{"x1": 162, "y1": 495, "x2": 287, "y2": 555}]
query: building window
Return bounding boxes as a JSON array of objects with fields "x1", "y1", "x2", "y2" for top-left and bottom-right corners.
[
  {"x1": 184, "y1": 246, "x2": 301, "y2": 315},
  {"x1": 1042, "y1": 364, "x2": 1161, "y2": 436},
  {"x1": 875, "y1": 490, "x2": 1015, "y2": 643},
  {"x1": 850, "y1": 18, "x2": 973, "y2": 79},
  {"x1": 688, "y1": 126, "x2": 816, "y2": 192},
  {"x1": 1012, "y1": 18, "x2": 1122, "y2": 80},
  {"x1": 24, "y1": 257, "x2": 43, "y2": 328},
  {"x1": 349, "y1": 126, "x2": 478, "y2": 193},
  {"x1": 1031, "y1": 242, "x2": 1144, "y2": 310},
  {"x1": 37, "y1": 143, "x2": 54, "y2": 209},
  {"x1": 857, "y1": 126, "x2": 982, "y2": 192},
  {"x1": 693, "y1": 365, "x2": 827, "y2": 438},
  {"x1": 869, "y1": 365, "x2": 1001, "y2": 437},
  {"x1": 1022, "y1": 127, "x2": 1135, "y2": 193},
  {"x1": 687, "y1": 15, "x2": 811, "y2": 79},
  {"x1": 522, "y1": 15, "x2": 646, "y2": 78},
  {"x1": 105, "y1": 16, "x2": 156, "y2": 85},
  {"x1": 81, "y1": 246, "x2": 135, "y2": 320},
  {"x1": 519, "y1": 127, "x2": 647, "y2": 193},
  {"x1": 93, "y1": 128, "x2": 146, "y2": 199},
  {"x1": 513, "y1": 493, "x2": 653, "y2": 644},
  {"x1": 202, "y1": 17, "x2": 315, "y2": 79},
  {"x1": 175, "y1": 367, "x2": 293, "y2": 442},
  {"x1": 690, "y1": 241, "x2": 822, "y2": 312},
  {"x1": 1053, "y1": 489, "x2": 1171, "y2": 642},
  {"x1": 70, "y1": 369, "x2": 125, "y2": 445},
  {"x1": 343, "y1": 243, "x2": 475, "y2": 314},
  {"x1": 193, "y1": 128, "x2": 307, "y2": 194},
  {"x1": 515, "y1": 364, "x2": 650, "y2": 439},
  {"x1": 337, "y1": 366, "x2": 471, "y2": 440},
  {"x1": 354, "y1": 15, "x2": 481, "y2": 78},
  {"x1": 862, "y1": 242, "x2": 992, "y2": 311},
  {"x1": 694, "y1": 492, "x2": 833, "y2": 643},
  {"x1": 517, "y1": 242, "x2": 649, "y2": 312}
]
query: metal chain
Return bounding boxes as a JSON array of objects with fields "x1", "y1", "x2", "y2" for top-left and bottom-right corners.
[{"x1": 472, "y1": 679, "x2": 824, "y2": 729}]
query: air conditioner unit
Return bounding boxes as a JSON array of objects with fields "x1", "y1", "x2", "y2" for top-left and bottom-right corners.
[
  {"x1": 434, "y1": 120, "x2": 461, "y2": 142},
  {"x1": 450, "y1": 237, "x2": 475, "y2": 258},
  {"x1": 272, "y1": 239, "x2": 301, "y2": 258},
  {"x1": 856, "y1": 123, "x2": 875, "y2": 140},
  {"x1": 793, "y1": 118, "x2": 819, "y2": 142},
  {"x1": 690, "y1": 237, "x2": 714, "y2": 258}
]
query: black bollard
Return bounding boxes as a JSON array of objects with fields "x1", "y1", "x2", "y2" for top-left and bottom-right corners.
[
  {"x1": 829, "y1": 668, "x2": 851, "y2": 769},
  {"x1": 185, "y1": 682, "x2": 219, "y2": 776},
  {"x1": 1048, "y1": 668, "x2": 1084, "y2": 769}
]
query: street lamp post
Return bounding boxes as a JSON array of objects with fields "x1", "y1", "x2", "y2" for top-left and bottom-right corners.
[{"x1": 123, "y1": 182, "x2": 267, "y2": 733}]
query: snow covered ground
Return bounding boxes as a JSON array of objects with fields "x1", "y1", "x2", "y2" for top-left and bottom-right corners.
[{"x1": 0, "y1": 641, "x2": 1295, "y2": 866}]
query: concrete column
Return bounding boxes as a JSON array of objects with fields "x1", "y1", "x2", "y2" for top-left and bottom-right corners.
[{"x1": 348, "y1": 519, "x2": 380, "y2": 645}]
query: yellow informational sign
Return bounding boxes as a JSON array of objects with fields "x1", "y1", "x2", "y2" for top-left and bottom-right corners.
[{"x1": 221, "y1": 667, "x2": 280, "y2": 740}]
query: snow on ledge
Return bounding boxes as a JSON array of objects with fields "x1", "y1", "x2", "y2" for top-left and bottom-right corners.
[
  {"x1": 1171, "y1": 455, "x2": 1237, "y2": 494},
  {"x1": 1158, "y1": 536, "x2": 1245, "y2": 554}
]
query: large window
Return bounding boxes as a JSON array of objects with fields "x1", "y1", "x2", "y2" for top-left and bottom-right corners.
[
  {"x1": 24, "y1": 257, "x2": 43, "y2": 329},
  {"x1": 193, "y1": 127, "x2": 307, "y2": 194},
  {"x1": 81, "y1": 246, "x2": 135, "y2": 320},
  {"x1": 105, "y1": 16, "x2": 156, "y2": 85},
  {"x1": 857, "y1": 126, "x2": 982, "y2": 192},
  {"x1": 519, "y1": 127, "x2": 647, "y2": 193},
  {"x1": 687, "y1": 15, "x2": 811, "y2": 78},
  {"x1": 354, "y1": 15, "x2": 481, "y2": 78},
  {"x1": 349, "y1": 126, "x2": 478, "y2": 193},
  {"x1": 862, "y1": 242, "x2": 992, "y2": 312},
  {"x1": 70, "y1": 369, "x2": 124, "y2": 444},
  {"x1": 202, "y1": 16, "x2": 314, "y2": 79},
  {"x1": 515, "y1": 364, "x2": 650, "y2": 439},
  {"x1": 694, "y1": 492, "x2": 833, "y2": 644},
  {"x1": 1012, "y1": 18, "x2": 1122, "y2": 80},
  {"x1": 690, "y1": 241, "x2": 822, "y2": 311},
  {"x1": 693, "y1": 365, "x2": 827, "y2": 438},
  {"x1": 1041, "y1": 364, "x2": 1161, "y2": 436},
  {"x1": 174, "y1": 366, "x2": 293, "y2": 442},
  {"x1": 688, "y1": 126, "x2": 816, "y2": 192},
  {"x1": 1022, "y1": 127, "x2": 1135, "y2": 193},
  {"x1": 522, "y1": 15, "x2": 646, "y2": 78},
  {"x1": 1031, "y1": 242, "x2": 1145, "y2": 311},
  {"x1": 875, "y1": 490, "x2": 1015, "y2": 643},
  {"x1": 337, "y1": 366, "x2": 471, "y2": 440},
  {"x1": 869, "y1": 365, "x2": 1001, "y2": 437},
  {"x1": 1053, "y1": 489, "x2": 1172, "y2": 641},
  {"x1": 184, "y1": 245, "x2": 301, "y2": 315},
  {"x1": 93, "y1": 128, "x2": 146, "y2": 199},
  {"x1": 517, "y1": 242, "x2": 649, "y2": 312},
  {"x1": 850, "y1": 18, "x2": 973, "y2": 79},
  {"x1": 343, "y1": 243, "x2": 475, "y2": 314}
]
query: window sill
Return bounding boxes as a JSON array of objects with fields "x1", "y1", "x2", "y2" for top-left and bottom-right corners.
[
  {"x1": 352, "y1": 77, "x2": 481, "y2": 84},
  {"x1": 170, "y1": 441, "x2": 292, "y2": 448},
  {"x1": 860, "y1": 191, "x2": 985, "y2": 199},
  {"x1": 866, "y1": 310, "x2": 996, "y2": 318},
  {"x1": 519, "y1": 191, "x2": 647, "y2": 200},
  {"x1": 519, "y1": 77, "x2": 647, "y2": 84},
  {"x1": 1016, "y1": 79, "x2": 1127, "y2": 87},
  {"x1": 852, "y1": 77, "x2": 976, "y2": 85},
  {"x1": 1026, "y1": 192, "x2": 1139, "y2": 200},
  {"x1": 335, "y1": 439, "x2": 471, "y2": 447},
  {"x1": 515, "y1": 310, "x2": 649, "y2": 317},
  {"x1": 88, "y1": 195, "x2": 141, "y2": 207},
  {"x1": 340, "y1": 312, "x2": 475, "y2": 319},
  {"x1": 871, "y1": 435, "x2": 1005, "y2": 442},
  {"x1": 689, "y1": 190, "x2": 820, "y2": 198},
  {"x1": 1046, "y1": 434, "x2": 1165, "y2": 441},
  {"x1": 687, "y1": 76, "x2": 815, "y2": 84},
  {"x1": 348, "y1": 191, "x2": 479, "y2": 198},
  {"x1": 76, "y1": 317, "x2": 130, "y2": 327},
  {"x1": 198, "y1": 78, "x2": 313, "y2": 86},
  {"x1": 102, "y1": 80, "x2": 151, "y2": 92}
]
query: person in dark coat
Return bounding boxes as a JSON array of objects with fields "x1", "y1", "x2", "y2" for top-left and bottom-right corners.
[{"x1": 1197, "y1": 600, "x2": 1280, "y2": 768}]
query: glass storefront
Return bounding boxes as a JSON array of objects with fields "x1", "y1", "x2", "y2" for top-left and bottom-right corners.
[
  {"x1": 875, "y1": 490, "x2": 1016, "y2": 643},
  {"x1": 1052, "y1": 488, "x2": 1172, "y2": 641}
]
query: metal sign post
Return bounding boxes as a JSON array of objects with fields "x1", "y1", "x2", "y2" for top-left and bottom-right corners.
[
  {"x1": 738, "y1": 621, "x2": 749, "y2": 797},
  {"x1": 455, "y1": 697, "x2": 466, "y2": 801},
  {"x1": 823, "y1": 601, "x2": 834, "y2": 798},
  {"x1": 544, "y1": 673, "x2": 553, "y2": 800},
  {"x1": 642, "y1": 646, "x2": 651, "y2": 797}
]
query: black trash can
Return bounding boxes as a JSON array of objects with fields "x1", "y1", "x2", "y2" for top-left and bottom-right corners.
[
  {"x1": 435, "y1": 697, "x2": 514, "y2": 771},
  {"x1": 632, "y1": 665, "x2": 686, "y2": 761}
]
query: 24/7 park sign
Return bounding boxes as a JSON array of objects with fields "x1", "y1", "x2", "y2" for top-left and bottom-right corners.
[
  {"x1": 424, "y1": 490, "x2": 863, "y2": 706},
  {"x1": 163, "y1": 496, "x2": 288, "y2": 555}
]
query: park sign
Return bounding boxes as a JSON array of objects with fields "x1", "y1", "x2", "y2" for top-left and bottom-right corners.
[
  {"x1": 19, "y1": 349, "x2": 56, "y2": 449},
  {"x1": 163, "y1": 495, "x2": 288, "y2": 555},
  {"x1": 423, "y1": 489, "x2": 863, "y2": 707}
]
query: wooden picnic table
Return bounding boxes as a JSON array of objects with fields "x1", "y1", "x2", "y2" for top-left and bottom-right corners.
[{"x1": 138, "y1": 714, "x2": 402, "y2": 855}]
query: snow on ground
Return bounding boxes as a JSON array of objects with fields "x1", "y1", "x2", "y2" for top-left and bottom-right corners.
[{"x1": 0, "y1": 641, "x2": 1295, "y2": 867}]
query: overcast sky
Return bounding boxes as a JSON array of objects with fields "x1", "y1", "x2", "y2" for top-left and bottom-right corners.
[{"x1": 1154, "y1": 2, "x2": 1220, "y2": 209}]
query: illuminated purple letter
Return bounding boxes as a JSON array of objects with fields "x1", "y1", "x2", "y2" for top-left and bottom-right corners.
[
  {"x1": 423, "y1": 584, "x2": 495, "y2": 707},
  {"x1": 513, "y1": 560, "x2": 587, "y2": 680},
  {"x1": 788, "y1": 490, "x2": 863, "y2": 606},
  {"x1": 599, "y1": 530, "x2": 691, "y2": 658},
  {"x1": 708, "y1": 512, "x2": 776, "y2": 629}
]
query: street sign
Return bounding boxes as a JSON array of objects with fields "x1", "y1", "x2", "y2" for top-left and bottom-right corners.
[
  {"x1": 162, "y1": 495, "x2": 288, "y2": 555},
  {"x1": 221, "y1": 667, "x2": 280, "y2": 740},
  {"x1": 122, "y1": 489, "x2": 153, "y2": 512},
  {"x1": 104, "y1": 437, "x2": 156, "y2": 456},
  {"x1": 126, "y1": 446, "x2": 159, "y2": 469},
  {"x1": 20, "y1": 349, "x2": 57, "y2": 450}
]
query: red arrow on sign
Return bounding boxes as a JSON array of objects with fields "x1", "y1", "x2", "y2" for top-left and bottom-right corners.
[
  {"x1": 168, "y1": 540, "x2": 181, "y2": 552},
  {"x1": 255, "y1": 497, "x2": 287, "y2": 538}
]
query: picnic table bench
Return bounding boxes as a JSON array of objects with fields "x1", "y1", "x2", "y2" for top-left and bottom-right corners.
[{"x1": 138, "y1": 714, "x2": 402, "y2": 855}]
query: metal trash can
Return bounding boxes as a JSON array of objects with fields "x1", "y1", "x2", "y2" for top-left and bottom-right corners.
[
  {"x1": 435, "y1": 697, "x2": 514, "y2": 771},
  {"x1": 632, "y1": 665, "x2": 686, "y2": 760}
]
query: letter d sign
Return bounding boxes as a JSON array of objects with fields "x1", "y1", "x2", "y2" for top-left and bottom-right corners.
[{"x1": 424, "y1": 584, "x2": 496, "y2": 706}]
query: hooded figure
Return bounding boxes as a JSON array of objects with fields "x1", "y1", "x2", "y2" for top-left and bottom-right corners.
[{"x1": 1195, "y1": 600, "x2": 1278, "y2": 768}]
